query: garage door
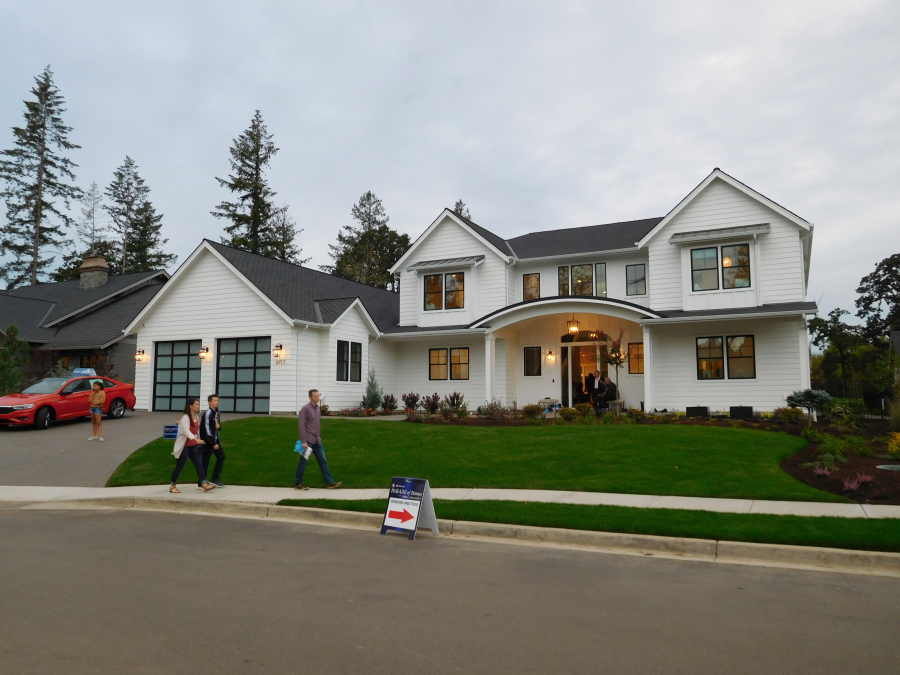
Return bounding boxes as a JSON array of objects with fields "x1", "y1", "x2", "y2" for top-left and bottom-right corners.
[
  {"x1": 153, "y1": 340, "x2": 201, "y2": 411},
  {"x1": 216, "y1": 337, "x2": 271, "y2": 413}
]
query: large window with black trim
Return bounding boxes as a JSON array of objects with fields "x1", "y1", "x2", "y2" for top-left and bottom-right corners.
[
  {"x1": 216, "y1": 337, "x2": 271, "y2": 413},
  {"x1": 626, "y1": 264, "x2": 646, "y2": 296},
  {"x1": 628, "y1": 343, "x2": 644, "y2": 374},
  {"x1": 523, "y1": 273, "x2": 540, "y2": 301},
  {"x1": 424, "y1": 272, "x2": 465, "y2": 310},
  {"x1": 696, "y1": 335, "x2": 755, "y2": 380},
  {"x1": 696, "y1": 337, "x2": 724, "y2": 380},
  {"x1": 726, "y1": 335, "x2": 755, "y2": 378},
  {"x1": 524, "y1": 346, "x2": 542, "y2": 377},
  {"x1": 429, "y1": 347, "x2": 469, "y2": 380},
  {"x1": 336, "y1": 340, "x2": 362, "y2": 382},
  {"x1": 690, "y1": 243, "x2": 751, "y2": 292}
]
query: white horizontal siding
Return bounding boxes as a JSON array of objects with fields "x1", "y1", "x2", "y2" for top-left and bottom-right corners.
[
  {"x1": 648, "y1": 317, "x2": 807, "y2": 412},
  {"x1": 318, "y1": 305, "x2": 377, "y2": 410},
  {"x1": 385, "y1": 337, "x2": 487, "y2": 408}
]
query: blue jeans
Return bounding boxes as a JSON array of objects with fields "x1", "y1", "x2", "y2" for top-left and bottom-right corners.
[{"x1": 295, "y1": 442, "x2": 335, "y2": 486}]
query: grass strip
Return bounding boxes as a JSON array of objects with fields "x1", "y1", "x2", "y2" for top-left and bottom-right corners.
[
  {"x1": 276, "y1": 498, "x2": 900, "y2": 553},
  {"x1": 108, "y1": 417, "x2": 846, "y2": 503}
]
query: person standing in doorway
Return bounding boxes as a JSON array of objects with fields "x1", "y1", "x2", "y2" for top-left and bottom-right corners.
[
  {"x1": 591, "y1": 370, "x2": 602, "y2": 408},
  {"x1": 295, "y1": 389, "x2": 342, "y2": 490},
  {"x1": 199, "y1": 394, "x2": 226, "y2": 488},
  {"x1": 171, "y1": 397, "x2": 215, "y2": 493},
  {"x1": 87, "y1": 380, "x2": 106, "y2": 441}
]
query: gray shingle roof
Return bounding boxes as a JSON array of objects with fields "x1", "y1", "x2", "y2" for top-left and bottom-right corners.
[
  {"x1": 0, "y1": 294, "x2": 57, "y2": 342},
  {"x1": 315, "y1": 297, "x2": 358, "y2": 324},
  {"x1": 207, "y1": 241, "x2": 400, "y2": 331},
  {"x1": 506, "y1": 218, "x2": 663, "y2": 259},
  {"x1": 451, "y1": 211, "x2": 513, "y2": 256}
]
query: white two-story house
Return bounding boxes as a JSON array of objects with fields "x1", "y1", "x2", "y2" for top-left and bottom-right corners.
[{"x1": 127, "y1": 169, "x2": 816, "y2": 414}]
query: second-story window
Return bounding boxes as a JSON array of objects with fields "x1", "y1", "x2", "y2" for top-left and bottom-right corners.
[
  {"x1": 445, "y1": 272, "x2": 465, "y2": 309},
  {"x1": 558, "y1": 266, "x2": 569, "y2": 296},
  {"x1": 691, "y1": 247, "x2": 719, "y2": 291},
  {"x1": 595, "y1": 263, "x2": 607, "y2": 297},
  {"x1": 424, "y1": 274, "x2": 443, "y2": 310},
  {"x1": 572, "y1": 264, "x2": 593, "y2": 296},
  {"x1": 722, "y1": 244, "x2": 751, "y2": 289},
  {"x1": 626, "y1": 264, "x2": 646, "y2": 296},
  {"x1": 523, "y1": 273, "x2": 540, "y2": 301}
]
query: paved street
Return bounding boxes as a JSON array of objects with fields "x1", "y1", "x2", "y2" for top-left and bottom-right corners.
[{"x1": 1, "y1": 508, "x2": 898, "y2": 674}]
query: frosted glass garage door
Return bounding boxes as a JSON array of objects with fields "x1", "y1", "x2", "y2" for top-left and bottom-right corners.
[
  {"x1": 216, "y1": 337, "x2": 271, "y2": 413},
  {"x1": 153, "y1": 340, "x2": 201, "y2": 411}
]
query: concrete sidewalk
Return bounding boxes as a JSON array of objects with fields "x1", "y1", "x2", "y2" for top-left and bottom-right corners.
[{"x1": 2, "y1": 483, "x2": 899, "y2": 519}]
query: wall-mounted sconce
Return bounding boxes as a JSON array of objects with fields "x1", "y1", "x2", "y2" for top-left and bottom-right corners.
[
  {"x1": 546, "y1": 350, "x2": 555, "y2": 363},
  {"x1": 272, "y1": 343, "x2": 284, "y2": 358},
  {"x1": 134, "y1": 349, "x2": 145, "y2": 362},
  {"x1": 199, "y1": 346, "x2": 210, "y2": 359}
]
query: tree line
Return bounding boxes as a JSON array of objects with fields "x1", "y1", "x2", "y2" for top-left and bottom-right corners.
[{"x1": 0, "y1": 66, "x2": 475, "y2": 292}]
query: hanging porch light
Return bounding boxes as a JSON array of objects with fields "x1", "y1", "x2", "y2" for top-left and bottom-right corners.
[{"x1": 567, "y1": 316, "x2": 580, "y2": 335}]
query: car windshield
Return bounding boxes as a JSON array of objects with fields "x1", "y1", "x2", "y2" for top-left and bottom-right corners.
[{"x1": 21, "y1": 378, "x2": 70, "y2": 394}]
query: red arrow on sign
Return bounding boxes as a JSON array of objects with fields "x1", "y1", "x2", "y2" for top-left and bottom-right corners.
[{"x1": 388, "y1": 509, "x2": 414, "y2": 524}]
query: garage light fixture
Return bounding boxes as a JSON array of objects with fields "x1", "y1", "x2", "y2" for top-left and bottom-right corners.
[
  {"x1": 135, "y1": 349, "x2": 145, "y2": 361},
  {"x1": 199, "y1": 346, "x2": 210, "y2": 359},
  {"x1": 272, "y1": 343, "x2": 284, "y2": 358}
]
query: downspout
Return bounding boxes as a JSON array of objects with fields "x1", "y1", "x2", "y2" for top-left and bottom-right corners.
[{"x1": 296, "y1": 323, "x2": 310, "y2": 416}]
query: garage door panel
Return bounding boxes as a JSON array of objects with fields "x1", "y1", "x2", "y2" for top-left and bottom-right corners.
[
  {"x1": 217, "y1": 336, "x2": 271, "y2": 415},
  {"x1": 153, "y1": 340, "x2": 202, "y2": 412}
]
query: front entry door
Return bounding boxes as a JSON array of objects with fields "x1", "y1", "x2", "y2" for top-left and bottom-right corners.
[{"x1": 560, "y1": 342, "x2": 607, "y2": 407}]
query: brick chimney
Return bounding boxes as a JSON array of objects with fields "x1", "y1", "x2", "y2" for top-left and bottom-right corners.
[{"x1": 79, "y1": 257, "x2": 109, "y2": 289}]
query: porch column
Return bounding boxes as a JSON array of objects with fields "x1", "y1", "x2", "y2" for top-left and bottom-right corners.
[
  {"x1": 642, "y1": 324, "x2": 653, "y2": 412},
  {"x1": 485, "y1": 333, "x2": 496, "y2": 403}
]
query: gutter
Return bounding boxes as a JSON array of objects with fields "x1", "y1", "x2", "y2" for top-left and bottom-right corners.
[
  {"x1": 641, "y1": 309, "x2": 818, "y2": 324},
  {"x1": 381, "y1": 328, "x2": 488, "y2": 339},
  {"x1": 508, "y1": 246, "x2": 640, "y2": 264}
]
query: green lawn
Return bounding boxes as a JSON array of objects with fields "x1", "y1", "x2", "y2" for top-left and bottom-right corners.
[
  {"x1": 278, "y1": 499, "x2": 900, "y2": 553},
  {"x1": 108, "y1": 417, "x2": 846, "y2": 503}
]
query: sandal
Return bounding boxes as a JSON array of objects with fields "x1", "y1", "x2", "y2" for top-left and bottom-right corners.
[
  {"x1": 169, "y1": 486, "x2": 181, "y2": 493},
  {"x1": 202, "y1": 483, "x2": 217, "y2": 492}
]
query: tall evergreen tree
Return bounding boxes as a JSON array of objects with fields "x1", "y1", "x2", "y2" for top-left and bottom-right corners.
[
  {"x1": 267, "y1": 206, "x2": 310, "y2": 265},
  {"x1": 0, "y1": 66, "x2": 81, "y2": 288},
  {"x1": 76, "y1": 181, "x2": 105, "y2": 256},
  {"x1": 453, "y1": 199, "x2": 471, "y2": 219},
  {"x1": 104, "y1": 156, "x2": 149, "y2": 273},
  {"x1": 212, "y1": 111, "x2": 278, "y2": 255},
  {"x1": 325, "y1": 191, "x2": 410, "y2": 291},
  {"x1": 0, "y1": 322, "x2": 30, "y2": 395},
  {"x1": 125, "y1": 200, "x2": 176, "y2": 272},
  {"x1": 51, "y1": 239, "x2": 121, "y2": 281},
  {"x1": 856, "y1": 253, "x2": 900, "y2": 339}
]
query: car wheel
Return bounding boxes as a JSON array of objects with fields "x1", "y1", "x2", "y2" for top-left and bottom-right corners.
[
  {"x1": 108, "y1": 398, "x2": 127, "y2": 419},
  {"x1": 34, "y1": 407, "x2": 52, "y2": 430}
]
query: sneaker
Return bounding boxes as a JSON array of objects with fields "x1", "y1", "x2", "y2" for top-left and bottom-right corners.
[
  {"x1": 211, "y1": 481, "x2": 225, "y2": 488},
  {"x1": 326, "y1": 481, "x2": 343, "y2": 490},
  {"x1": 196, "y1": 485, "x2": 206, "y2": 490},
  {"x1": 98, "y1": 437, "x2": 104, "y2": 442},
  {"x1": 88, "y1": 436, "x2": 95, "y2": 441},
  {"x1": 294, "y1": 484, "x2": 309, "y2": 490}
]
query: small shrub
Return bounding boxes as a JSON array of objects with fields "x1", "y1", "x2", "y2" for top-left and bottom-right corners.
[
  {"x1": 626, "y1": 408, "x2": 647, "y2": 423},
  {"x1": 422, "y1": 393, "x2": 441, "y2": 414},
  {"x1": 842, "y1": 476, "x2": 861, "y2": 492},
  {"x1": 887, "y1": 432, "x2": 900, "y2": 458},
  {"x1": 405, "y1": 407, "x2": 422, "y2": 423},
  {"x1": 319, "y1": 403, "x2": 330, "y2": 415},
  {"x1": 774, "y1": 407, "x2": 803, "y2": 424},
  {"x1": 558, "y1": 407, "x2": 579, "y2": 423},
  {"x1": 786, "y1": 389, "x2": 832, "y2": 426},
  {"x1": 521, "y1": 404, "x2": 544, "y2": 421},
  {"x1": 381, "y1": 394, "x2": 398, "y2": 413},
  {"x1": 445, "y1": 392, "x2": 465, "y2": 409},
  {"x1": 842, "y1": 436, "x2": 872, "y2": 457},
  {"x1": 758, "y1": 411, "x2": 773, "y2": 420},
  {"x1": 401, "y1": 393, "x2": 421, "y2": 410},
  {"x1": 857, "y1": 473, "x2": 874, "y2": 484},
  {"x1": 341, "y1": 407, "x2": 364, "y2": 417},
  {"x1": 599, "y1": 411, "x2": 618, "y2": 425},
  {"x1": 364, "y1": 408, "x2": 377, "y2": 417},
  {"x1": 361, "y1": 368, "x2": 383, "y2": 410},
  {"x1": 574, "y1": 402, "x2": 594, "y2": 419},
  {"x1": 456, "y1": 405, "x2": 469, "y2": 423},
  {"x1": 437, "y1": 401, "x2": 455, "y2": 423},
  {"x1": 812, "y1": 466, "x2": 833, "y2": 477},
  {"x1": 479, "y1": 398, "x2": 507, "y2": 423},
  {"x1": 660, "y1": 415, "x2": 673, "y2": 424},
  {"x1": 801, "y1": 427, "x2": 827, "y2": 443}
]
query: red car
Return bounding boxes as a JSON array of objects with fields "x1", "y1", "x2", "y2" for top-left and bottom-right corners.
[{"x1": 0, "y1": 375, "x2": 136, "y2": 430}]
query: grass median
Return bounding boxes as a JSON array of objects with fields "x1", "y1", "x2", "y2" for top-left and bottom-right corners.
[
  {"x1": 107, "y1": 416, "x2": 844, "y2": 501},
  {"x1": 277, "y1": 498, "x2": 900, "y2": 553}
]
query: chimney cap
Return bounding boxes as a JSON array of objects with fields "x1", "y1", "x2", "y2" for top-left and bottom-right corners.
[{"x1": 79, "y1": 257, "x2": 109, "y2": 272}]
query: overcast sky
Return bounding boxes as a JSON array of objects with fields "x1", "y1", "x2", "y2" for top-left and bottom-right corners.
[{"x1": 1, "y1": 1, "x2": 898, "y2": 315}]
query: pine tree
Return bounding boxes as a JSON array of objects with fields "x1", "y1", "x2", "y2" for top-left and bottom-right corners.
[
  {"x1": 267, "y1": 206, "x2": 310, "y2": 265},
  {"x1": 76, "y1": 181, "x2": 105, "y2": 256},
  {"x1": 453, "y1": 199, "x2": 471, "y2": 219},
  {"x1": 325, "y1": 191, "x2": 411, "y2": 291},
  {"x1": 0, "y1": 322, "x2": 30, "y2": 395},
  {"x1": 104, "y1": 156, "x2": 149, "y2": 273},
  {"x1": 125, "y1": 200, "x2": 177, "y2": 272},
  {"x1": 51, "y1": 239, "x2": 121, "y2": 282},
  {"x1": 0, "y1": 66, "x2": 81, "y2": 288},
  {"x1": 212, "y1": 111, "x2": 278, "y2": 255}
]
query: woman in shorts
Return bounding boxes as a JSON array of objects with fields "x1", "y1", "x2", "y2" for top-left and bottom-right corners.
[{"x1": 88, "y1": 380, "x2": 106, "y2": 441}]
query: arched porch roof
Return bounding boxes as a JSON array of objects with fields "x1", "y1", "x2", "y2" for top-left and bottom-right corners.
[{"x1": 469, "y1": 296, "x2": 662, "y2": 331}]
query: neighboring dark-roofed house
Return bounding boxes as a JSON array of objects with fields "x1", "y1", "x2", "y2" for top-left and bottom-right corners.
[{"x1": 1, "y1": 258, "x2": 168, "y2": 383}]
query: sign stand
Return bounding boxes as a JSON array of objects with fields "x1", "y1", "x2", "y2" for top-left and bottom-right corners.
[{"x1": 380, "y1": 476, "x2": 439, "y2": 540}]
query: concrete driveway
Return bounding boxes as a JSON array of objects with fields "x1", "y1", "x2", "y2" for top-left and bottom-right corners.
[{"x1": 0, "y1": 411, "x2": 260, "y2": 487}]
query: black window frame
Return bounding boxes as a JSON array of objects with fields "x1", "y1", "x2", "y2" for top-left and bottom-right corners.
[
  {"x1": 450, "y1": 347, "x2": 469, "y2": 380},
  {"x1": 690, "y1": 246, "x2": 719, "y2": 292},
  {"x1": 336, "y1": 340, "x2": 349, "y2": 381},
  {"x1": 524, "y1": 346, "x2": 542, "y2": 377},
  {"x1": 696, "y1": 336, "x2": 725, "y2": 380},
  {"x1": 595, "y1": 263, "x2": 607, "y2": 297},
  {"x1": 722, "y1": 243, "x2": 752, "y2": 289},
  {"x1": 726, "y1": 335, "x2": 756, "y2": 379},
  {"x1": 571, "y1": 263, "x2": 593, "y2": 296},
  {"x1": 628, "y1": 342, "x2": 644, "y2": 374},
  {"x1": 350, "y1": 342, "x2": 362, "y2": 382},
  {"x1": 523, "y1": 273, "x2": 540, "y2": 301},
  {"x1": 429, "y1": 348, "x2": 448, "y2": 380},
  {"x1": 215, "y1": 336, "x2": 271, "y2": 414},
  {"x1": 445, "y1": 272, "x2": 465, "y2": 310},
  {"x1": 558, "y1": 266, "x2": 570, "y2": 296},
  {"x1": 626, "y1": 264, "x2": 646, "y2": 296},
  {"x1": 424, "y1": 273, "x2": 443, "y2": 311}
]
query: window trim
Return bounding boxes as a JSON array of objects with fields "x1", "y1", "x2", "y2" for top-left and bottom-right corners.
[
  {"x1": 523, "y1": 346, "x2": 542, "y2": 378},
  {"x1": 444, "y1": 271, "x2": 465, "y2": 310},
  {"x1": 627, "y1": 342, "x2": 644, "y2": 374},
  {"x1": 626, "y1": 263, "x2": 647, "y2": 296},
  {"x1": 722, "y1": 243, "x2": 752, "y2": 290},
  {"x1": 690, "y1": 246, "x2": 720, "y2": 292},
  {"x1": 557, "y1": 266, "x2": 570, "y2": 296},
  {"x1": 571, "y1": 263, "x2": 594, "y2": 297},
  {"x1": 429, "y1": 348, "x2": 448, "y2": 380},
  {"x1": 336, "y1": 340, "x2": 349, "y2": 382},
  {"x1": 595, "y1": 263, "x2": 607, "y2": 297},
  {"x1": 350, "y1": 342, "x2": 362, "y2": 383},
  {"x1": 726, "y1": 334, "x2": 756, "y2": 379},
  {"x1": 695, "y1": 336, "x2": 725, "y2": 381},
  {"x1": 423, "y1": 273, "x2": 444, "y2": 311},
  {"x1": 450, "y1": 347, "x2": 470, "y2": 381},
  {"x1": 523, "y1": 273, "x2": 540, "y2": 302}
]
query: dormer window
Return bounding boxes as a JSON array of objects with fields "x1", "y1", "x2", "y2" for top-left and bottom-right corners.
[
  {"x1": 691, "y1": 247, "x2": 719, "y2": 291},
  {"x1": 424, "y1": 272, "x2": 465, "y2": 311},
  {"x1": 690, "y1": 243, "x2": 751, "y2": 292},
  {"x1": 722, "y1": 244, "x2": 751, "y2": 288}
]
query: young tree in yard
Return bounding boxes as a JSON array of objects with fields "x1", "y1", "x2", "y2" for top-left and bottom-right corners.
[
  {"x1": 213, "y1": 111, "x2": 278, "y2": 255},
  {"x1": 266, "y1": 206, "x2": 310, "y2": 265},
  {"x1": 325, "y1": 191, "x2": 410, "y2": 290},
  {"x1": 0, "y1": 67, "x2": 81, "y2": 288},
  {"x1": 600, "y1": 329, "x2": 628, "y2": 393},
  {"x1": 0, "y1": 323, "x2": 30, "y2": 395},
  {"x1": 856, "y1": 253, "x2": 900, "y2": 340},
  {"x1": 786, "y1": 389, "x2": 833, "y2": 426},
  {"x1": 453, "y1": 200, "x2": 471, "y2": 219},
  {"x1": 361, "y1": 368, "x2": 383, "y2": 410},
  {"x1": 76, "y1": 181, "x2": 105, "y2": 256},
  {"x1": 104, "y1": 156, "x2": 149, "y2": 273},
  {"x1": 124, "y1": 200, "x2": 176, "y2": 272},
  {"x1": 808, "y1": 309, "x2": 863, "y2": 396}
]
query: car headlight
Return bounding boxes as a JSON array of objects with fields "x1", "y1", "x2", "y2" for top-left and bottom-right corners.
[{"x1": 12, "y1": 404, "x2": 35, "y2": 410}]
